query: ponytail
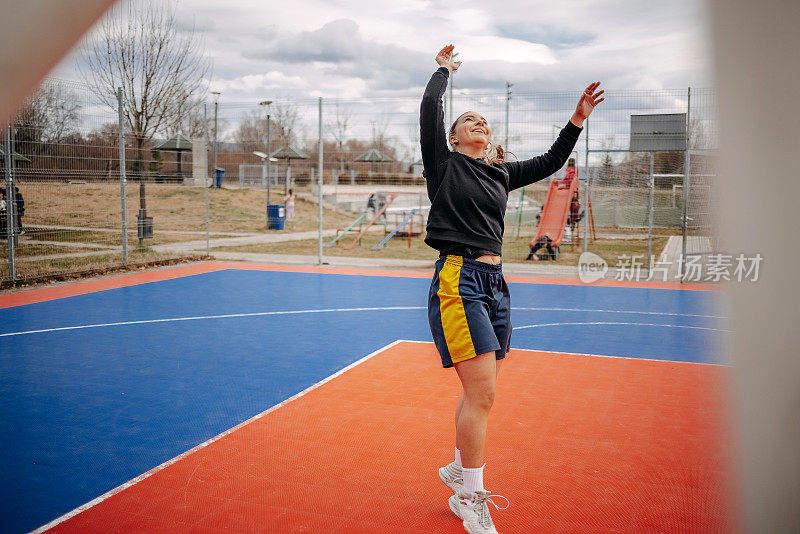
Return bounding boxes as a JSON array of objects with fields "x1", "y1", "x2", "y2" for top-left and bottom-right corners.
[{"x1": 486, "y1": 143, "x2": 516, "y2": 165}]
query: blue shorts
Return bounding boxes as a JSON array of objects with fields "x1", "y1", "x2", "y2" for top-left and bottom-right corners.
[{"x1": 428, "y1": 255, "x2": 512, "y2": 368}]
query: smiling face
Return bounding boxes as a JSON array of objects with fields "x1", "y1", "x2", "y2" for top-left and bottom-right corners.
[{"x1": 449, "y1": 111, "x2": 492, "y2": 153}]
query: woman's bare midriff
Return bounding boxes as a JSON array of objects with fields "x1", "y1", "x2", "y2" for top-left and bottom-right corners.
[{"x1": 475, "y1": 255, "x2": 502, "y2": 265}]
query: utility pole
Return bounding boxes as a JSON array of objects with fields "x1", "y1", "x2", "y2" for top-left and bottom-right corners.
[
  {"x1": 449, "y1": 52, "x2": 459, "y2": 127},
  {"x1": 505, "y1": 81, "x2": 513, "y2": 149}
]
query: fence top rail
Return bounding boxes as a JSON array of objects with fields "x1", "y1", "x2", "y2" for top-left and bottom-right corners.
[{"x1": 658, "y1": 174, "x2": 717, "y2": 178}]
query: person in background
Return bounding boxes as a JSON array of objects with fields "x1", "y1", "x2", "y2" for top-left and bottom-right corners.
[
  {"x1": 525, "y1": 235, "x2": 556, "y2": 261},
  {"x1": 367, "y1": 192, "x2": 387, "y2": 222},
  {"x1": 556, "y1": 158, "x2": 577, "y2": 189},
  {"x1": 14, "y1": 186, "x2": 24, "y2": 235},
  {"x1": 568, "y1": 189, "x2": 584, "y2": 236},
  {"x1": 0, "y1": 189, "x2": 7, "y2": 237},
  {"x1": 284, "y1": 188, "x2": 296, "y2": 221}
]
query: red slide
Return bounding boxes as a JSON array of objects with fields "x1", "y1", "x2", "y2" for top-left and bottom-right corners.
[{"x1": 529, "y1": 176, "x2": 579, "y2": 248}]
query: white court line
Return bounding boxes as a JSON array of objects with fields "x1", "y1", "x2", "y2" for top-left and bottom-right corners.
[
  {"x1": 511, "y1": 307, "x2": 726, "y2": 319},
  {"x1": 2, "y1": 307, "x2": 723, "y2": 339},
  {"x1": 31, "y1": 339, "x2": 406, "y2": 533},
  {"x1": 513, "y1": 321, "x2": 730, "y2": 333},
  {"x1": 0, "y1": 307, "x2": 426, "y2": 338},
  {"x1": 397, "y1": 339, "x2": 726, "y2": 367}
]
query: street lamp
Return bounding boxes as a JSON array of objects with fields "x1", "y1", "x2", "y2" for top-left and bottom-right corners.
[
  {"x1": 253, "y1": 150, "x2": 278, "y2": 209},
  {"x1": 259, "y1": 100, "x2": 272, "y2": 204}
]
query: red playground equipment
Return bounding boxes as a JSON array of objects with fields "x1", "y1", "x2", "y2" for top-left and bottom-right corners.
[{"x1": 529, "y1": 170, "x2": 595, "y2": 259}]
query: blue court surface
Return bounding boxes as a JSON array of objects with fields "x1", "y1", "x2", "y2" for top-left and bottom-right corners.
[{"x1": 0, "y1": 264, "x2": 727, "y2": 533}]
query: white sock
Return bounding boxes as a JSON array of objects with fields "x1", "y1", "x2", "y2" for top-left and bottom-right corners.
[
  {"x1": 462, "y1": 464, "x2": 486, "y2": 494},
  {"x1": 455, "y1": 447, "x2": 462, "y2": 469}
]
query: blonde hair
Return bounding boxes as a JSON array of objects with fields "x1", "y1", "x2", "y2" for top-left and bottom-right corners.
[{"x1": 449, "y1": 113, "x2": 515, "y2": 164}]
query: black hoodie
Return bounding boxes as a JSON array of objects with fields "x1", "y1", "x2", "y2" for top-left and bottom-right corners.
[{"x1": 420, "y1": 67, "x2": 582, "y2": 256}]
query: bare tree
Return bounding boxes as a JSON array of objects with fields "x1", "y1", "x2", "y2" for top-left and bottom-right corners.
[
  {"x1": 689, "y1": 117, "x2": 712, "y2": 150},
  {"x1": 166, "y1": 92, "x2": 208, "y2": 139},
  {"x1": 232, "y1": 109, "x2": 279, "y2": 154},
  {"x1": 369, "y1": 113, "x2": 391, "y2": 150},
  {"x1": 270, "y1": 100, "x2": 299, "y2": 147},
  {"x1": 14, "y1": 83, "x2": 81, "y2": 148},
  {"x1": 81, "y1": 1, "x2": 209, "y2": 174},
  {"x1": 327, "y1": 101, "x2": 352, "y2": 172}
]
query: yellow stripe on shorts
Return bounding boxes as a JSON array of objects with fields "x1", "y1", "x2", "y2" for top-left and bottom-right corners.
[{"x1": 437, "y1": 256, "x2": 475, "y2": 363}]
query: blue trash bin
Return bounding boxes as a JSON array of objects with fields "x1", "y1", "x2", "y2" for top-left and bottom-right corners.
[
  {"x1": 214, "y1": 167, "x2": 225, "y2": 188},
  {"x1": 267, "y1": 204, "x2": 285, "y2": 230}
]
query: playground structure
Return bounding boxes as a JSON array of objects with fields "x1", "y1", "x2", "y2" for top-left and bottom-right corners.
[
  {"x1": 341, "y1": 193, "x2": 395, "y2": 249},
  {"x1": 371, "y1": 208, "x2": 420, "y2": 250},
  {"x1": 528, "y1": 168, "x2": 596, "y2": 260},
  {"x1": 328, "y1": 191, "x2": 425, "y2": 250}
]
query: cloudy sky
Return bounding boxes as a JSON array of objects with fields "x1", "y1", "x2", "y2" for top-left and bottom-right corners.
[{"x1": 54, "y1": 0, "x2": 714, "y2": 103}]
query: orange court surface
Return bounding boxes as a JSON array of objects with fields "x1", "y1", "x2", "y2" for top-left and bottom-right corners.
[{"x1": 42, "y1": 340, "x2": 734, "y2": 533}]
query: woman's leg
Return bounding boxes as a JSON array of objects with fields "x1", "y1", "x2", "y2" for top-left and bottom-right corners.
[
  {"x1": 454, "y1": 352, "x2": 499, "y2": 468},
  {"x1": 454, "y1": 358, "x2": 503, "y2": 441}
]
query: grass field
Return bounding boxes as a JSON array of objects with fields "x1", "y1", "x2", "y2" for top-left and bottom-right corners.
[
  {"x1": 0, "y1": 247, "x2": 210, "y2": 288},
  {"x1": 17, "y1": 183, "x2": 353, "y2": 244}
]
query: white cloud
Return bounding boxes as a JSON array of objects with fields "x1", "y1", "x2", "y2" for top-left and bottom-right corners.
[
  {"x1": 221, "y1": 72, "x2": 308, "y2": 92},
  {"x1": 457, "y1": 36, "x2": 557, "y2": 65},
  {"x1": 50, "y1": 0, "x2": 712, "y2": 105}
]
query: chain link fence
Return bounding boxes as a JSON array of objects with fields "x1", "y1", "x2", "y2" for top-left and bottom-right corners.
[{"x1": 2, "y1": 78, "x2": 718, "y2": 287}]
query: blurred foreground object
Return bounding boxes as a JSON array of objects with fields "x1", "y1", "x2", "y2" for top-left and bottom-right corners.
[
  {"x1": 0, "y1": 0, "x2": 116, "y2": 124},
  {"x1": 710, "y1": 0, "x2": 800, "y2": 531}
]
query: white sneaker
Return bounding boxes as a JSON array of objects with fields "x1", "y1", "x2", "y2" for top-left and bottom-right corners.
[
  {"x1": 448, "y1": 490, "x2": 509, "y2": 534},
  {"x1": 439, "y1": 461, "x2": 463, "y2": 494}
]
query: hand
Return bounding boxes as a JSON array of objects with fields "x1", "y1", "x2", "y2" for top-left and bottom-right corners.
[
  {"x1": 571, "y1": 82, "x2": 604, "y2": 127},
  {"x1": 435, "y1": 44, "x2": 461, "y2": 72}
]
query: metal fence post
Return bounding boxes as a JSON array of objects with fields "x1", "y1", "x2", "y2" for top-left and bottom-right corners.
[
  {"x1": 212, "y1": 93, "x2": 219, "y2": 185},
  {"x1": 117, "y1": 88, "x2": 128, "y2": 264},
  {"x1": 513, "y1": 187, "x2": 525, "y2": 239},
  {"x1": 318, "y1": 97, "x2": 324, "y2": 265},
  {"x1": 204, "y1": 102, "x2": 210, "y2": 255},
  {"x1": 4, "y1": 121, "x2": 17, "y2": 285},
  {"x1": 583, "y1": 118, "x2": 589, "y2": 254},
  {"x1": 646, "y1": 151, "x2": 655, "y2": 270},
  {"x1": 679, "y1": 87, "x2": 692, "y2": 281}
]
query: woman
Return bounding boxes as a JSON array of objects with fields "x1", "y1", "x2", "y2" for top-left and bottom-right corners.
[
  {"x1": 0, "y1": 189, "x2": 6, "y2": 237},
  {"x1": 422, "y1": 44, "x2": 603, "y2": 534},
  {"x1": 568, "y1": 189, "x2": 583, "y2": 234},
  {"x1": 284, "y1": 188, "x2": 295, "y2": 221},
  {"x1": 557, "y1": 158, "x2": 577, "y2": 189}
]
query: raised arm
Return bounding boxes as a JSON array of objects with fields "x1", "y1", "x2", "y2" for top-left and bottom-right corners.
[
  {"x1": 420, "y1": 45, "x2": 461, "y2": 194},
  {"x1": 503, "y1": 122, "x2": 583, "y2": 190},
  {"x1": 503, "y1": 82, "x2": 604, "y2": 190}
]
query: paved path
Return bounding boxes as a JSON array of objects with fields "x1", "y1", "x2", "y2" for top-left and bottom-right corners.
[{"x1": 657, "y1": 235, "x2": 714, "y2": 279}]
